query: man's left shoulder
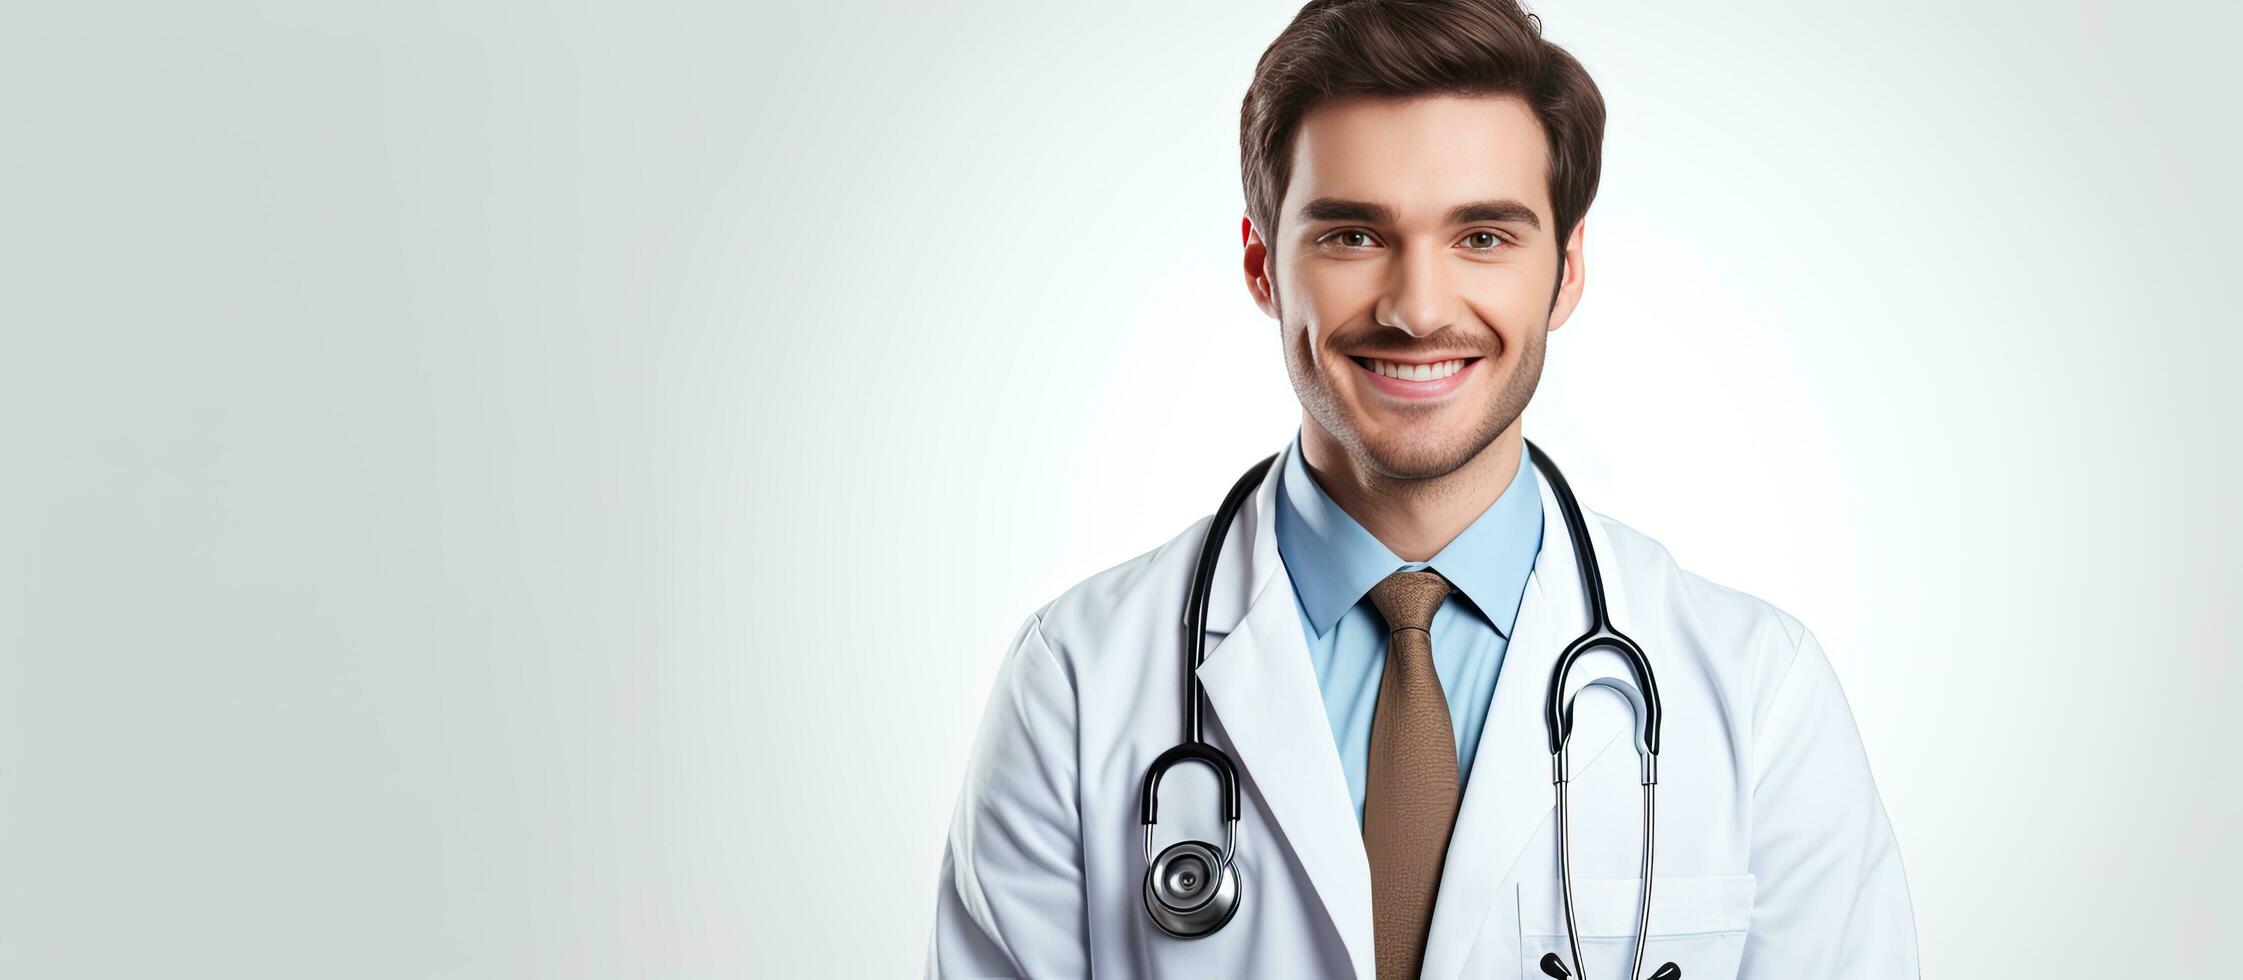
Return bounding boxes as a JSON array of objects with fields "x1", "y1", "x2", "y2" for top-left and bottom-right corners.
[{"x1": 1590, "y1": 512, "x2": 1815, "y2": 694}]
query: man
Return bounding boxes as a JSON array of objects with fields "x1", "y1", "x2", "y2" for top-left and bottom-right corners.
[{"x1": 928, "y1": 1, "x2": 1918, "y2": 976}]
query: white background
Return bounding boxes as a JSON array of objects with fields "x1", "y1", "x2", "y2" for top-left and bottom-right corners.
[{"x1": 3, "y1": 1, "x2": 2237, "y2": 976}]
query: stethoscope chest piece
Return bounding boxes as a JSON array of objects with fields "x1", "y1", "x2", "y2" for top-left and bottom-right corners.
[
  {"x1": 1142, "y1": 836, "x2": 1242, "y2": 938},
  {"x1": 1138, "y1": 742, "x2": 1245, "y2": 939}
]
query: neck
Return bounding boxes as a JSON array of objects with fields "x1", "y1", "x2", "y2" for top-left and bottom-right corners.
[{"x1": 1298, "y1": 415, "x2": 1525, "y2": 564}]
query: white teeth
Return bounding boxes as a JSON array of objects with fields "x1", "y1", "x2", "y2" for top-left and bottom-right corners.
[{"x1": 1366, "y1": 358, "x2": 1465, "y2": 381}]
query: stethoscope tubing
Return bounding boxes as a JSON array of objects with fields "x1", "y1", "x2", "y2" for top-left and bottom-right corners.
[{"x1": 1144, "y1": 439, "x2": 1674, "y2": 978}]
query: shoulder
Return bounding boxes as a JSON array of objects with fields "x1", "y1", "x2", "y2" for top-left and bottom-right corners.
[
  {"x1": 1588, "y1": 511, "x2": 1817, "y2": 704},
  {"x1": 1010, "y1": 511, "x2": 1217, "y2": 685}
]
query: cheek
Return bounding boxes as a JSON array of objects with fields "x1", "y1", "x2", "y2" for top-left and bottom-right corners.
[
  {"x1": 1304, "y1": 267, "x2": 1380, "y2": 314},
  {"x1": 1282, "y1": 254, "x2": 1377, "y2": 311},
  {"x1": 1464, "y1": 286, "x2": 1547, "y2": 342},
  {"x1": 1286, "y1": 319, "x2": 1333, "y2": 369}
]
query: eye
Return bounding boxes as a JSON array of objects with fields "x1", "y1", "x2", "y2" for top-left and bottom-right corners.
[
  {"x1": 1318, "y1": 228, "x2": 1380, "y2": 250},
  {"x1": 1462, "y1": 230, "x2": 1513, "y2": 252}
]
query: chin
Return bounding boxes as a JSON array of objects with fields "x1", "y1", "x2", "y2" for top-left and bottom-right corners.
[{"x1": 1343, "y1": 415, "x2": 1490, "y2": 480}]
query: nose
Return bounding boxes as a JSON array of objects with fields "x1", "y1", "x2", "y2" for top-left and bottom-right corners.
[{"x1": 1372, "y1": 238, "x2": 1458, "y2": 337}]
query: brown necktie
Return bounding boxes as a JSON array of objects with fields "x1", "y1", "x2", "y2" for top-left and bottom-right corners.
[{"x1": 1363, "y1": 569, "x2": 1460, "y2": 980}]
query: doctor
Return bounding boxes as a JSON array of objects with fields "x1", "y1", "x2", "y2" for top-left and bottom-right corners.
[{"x1": 928, "y1": 1, "x2": 1918, "y2": 976}]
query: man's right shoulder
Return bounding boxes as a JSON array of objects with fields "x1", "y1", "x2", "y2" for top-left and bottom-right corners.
[{"x1": 1012, "y1": 512, "x2": 1218, "y2": 681}]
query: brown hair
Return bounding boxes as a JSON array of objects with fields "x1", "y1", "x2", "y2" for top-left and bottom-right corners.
[{"x1": 1239, "y1": 0, "x2": 1606, "y2": 261}]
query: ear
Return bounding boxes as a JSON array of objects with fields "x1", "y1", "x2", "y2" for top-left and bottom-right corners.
[
  {"x1": 1242, "y1": 216, "x2": 1279, "y2": 320},
  {"x1": 1545, "y1": 217, "x2": 1587, "y2": 332}
]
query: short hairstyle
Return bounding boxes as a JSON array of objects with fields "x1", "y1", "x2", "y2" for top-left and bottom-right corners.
[{"x1": 1239, "y1": 0, "x2": 1606, "y2": 259}]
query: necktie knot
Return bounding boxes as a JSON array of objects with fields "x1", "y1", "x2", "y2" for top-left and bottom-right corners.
[{"x1": 1368, "y1": 569, "x2": 1453, "y2": 634}]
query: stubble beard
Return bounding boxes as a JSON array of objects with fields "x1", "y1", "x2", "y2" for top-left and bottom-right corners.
[{"x1": 1276, "y1": 284, "x2": 1548, "y2": 484}]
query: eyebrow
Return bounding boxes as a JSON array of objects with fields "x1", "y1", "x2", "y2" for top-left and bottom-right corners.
[{"x1": 1296, "y1": 197, "x2": 1542, "y2": 231}]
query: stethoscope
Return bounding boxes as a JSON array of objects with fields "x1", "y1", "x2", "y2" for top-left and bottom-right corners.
[{"x1": 1138, "y1": 439, "x2": 1681, "y2": 980}]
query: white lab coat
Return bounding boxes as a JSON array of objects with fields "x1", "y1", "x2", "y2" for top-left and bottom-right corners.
[{"x1": 928, "y1": 439, "x2": 1919, "y2": 978}]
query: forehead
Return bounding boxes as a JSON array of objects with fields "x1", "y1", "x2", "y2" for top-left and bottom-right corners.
[{"x1": 1284, "y1": 93, "x2": 1551, "y2": 222}]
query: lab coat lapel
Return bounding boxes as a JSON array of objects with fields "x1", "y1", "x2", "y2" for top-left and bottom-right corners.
[
  {"x1": 1195, "y1": 440, "x2": 1377, "y2": 980},
  {"x1": 1418, "y1": 452, "x2": 1630, "y2": 980}
]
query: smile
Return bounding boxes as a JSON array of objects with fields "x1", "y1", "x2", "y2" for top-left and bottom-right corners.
[
  {"x1": 1349, "y1": 355, "x2": 1482, "y2": 399},
  {"x1": 1353, "y1": 356, "x2": 1472, "y2": 381}
]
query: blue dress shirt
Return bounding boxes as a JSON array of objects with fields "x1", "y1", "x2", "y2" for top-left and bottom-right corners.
[{"x1": 1272, "y1": 427, "x2": 1544, "y2": 826}]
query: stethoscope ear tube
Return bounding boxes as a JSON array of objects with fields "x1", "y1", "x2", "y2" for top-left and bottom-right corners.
[
  {"x1": 1527, "y1": 440, "x2": 1676, "y2": 980},
  {"x1": 1544, "y1": 629, "x2": 1662, "y2": 762},
  {"x1": 1555, "y1": 675, "x2": 1657, "y2": 786},
  {"x1": 1528, "y1": 440, "x2": 1663, "y2": 761}
]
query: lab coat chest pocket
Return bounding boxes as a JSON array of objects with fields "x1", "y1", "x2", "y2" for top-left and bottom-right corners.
[{"x1": 1516, "y1": 874, "x2": 1756, "y2": 980}]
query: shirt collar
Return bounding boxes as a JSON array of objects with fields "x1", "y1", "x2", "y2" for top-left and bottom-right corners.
[{"x1": 1274, "y1": 425, "x2": 1544, "y2": 640}]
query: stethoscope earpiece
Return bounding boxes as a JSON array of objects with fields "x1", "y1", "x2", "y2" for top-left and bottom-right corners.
[{"x1": 1543, "y1": 951, "x2": 1681, "y2": 979}]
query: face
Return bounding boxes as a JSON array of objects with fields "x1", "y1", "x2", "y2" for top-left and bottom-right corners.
[{"x1": 1244, "y1": 93, "x2": 1586, "y2": 481}]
